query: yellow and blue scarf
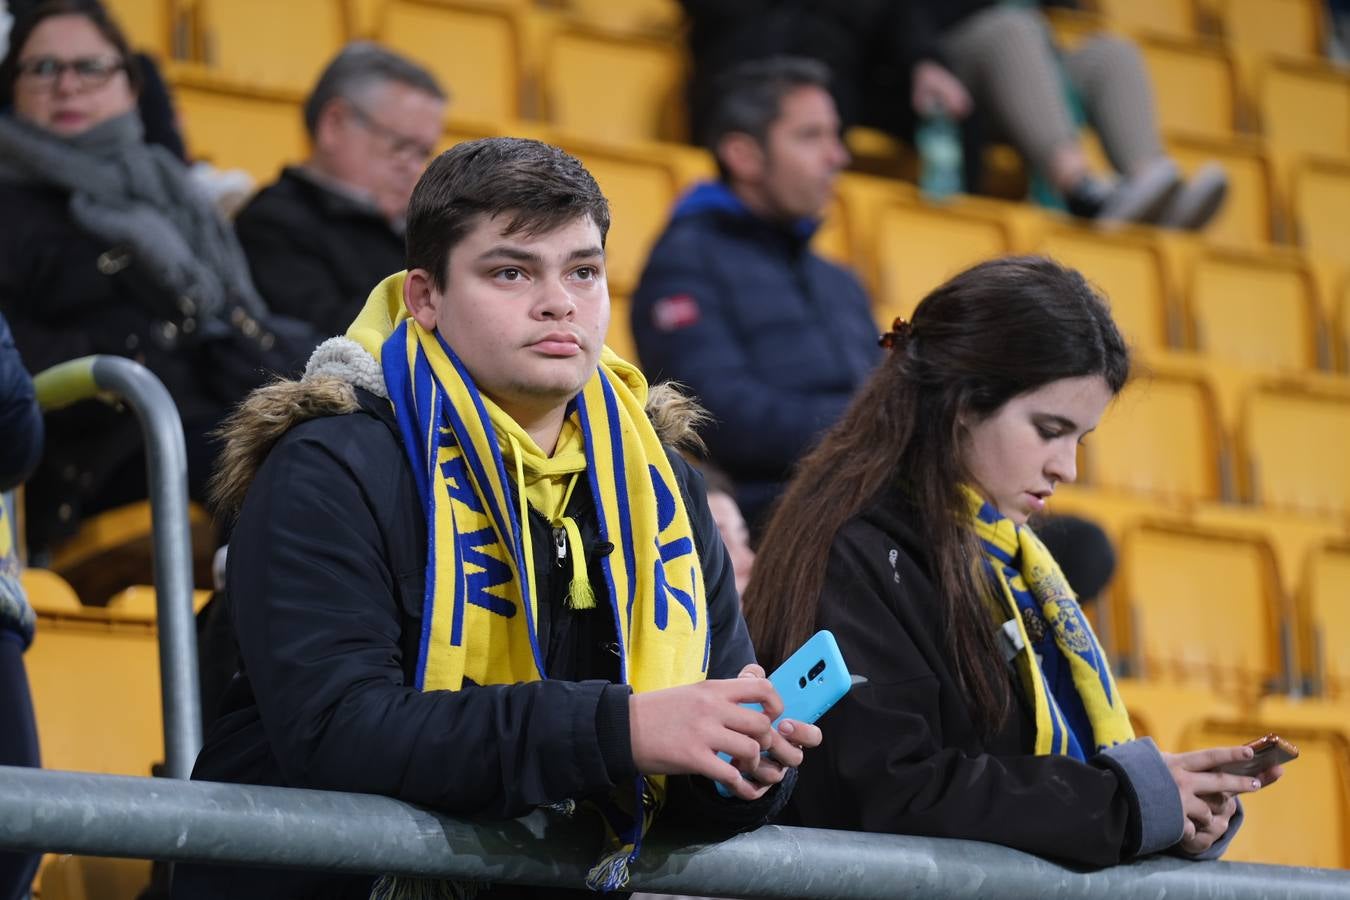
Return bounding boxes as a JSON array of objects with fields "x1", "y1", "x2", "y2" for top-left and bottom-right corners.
[
  {"x1": 353, "y1": 273, "x2": 709, "y2": 893},
  {"x1": 965, "y1": 488, "x2": 1134, "y2": 760}
]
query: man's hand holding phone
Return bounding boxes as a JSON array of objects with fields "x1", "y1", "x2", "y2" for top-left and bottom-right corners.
[{"x1": 627, "y1": 663, "x2": 822, "y2": 801}]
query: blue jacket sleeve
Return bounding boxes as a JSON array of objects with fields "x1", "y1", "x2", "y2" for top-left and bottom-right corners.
[
  {"x1": 632, "y1": 233, "x2": 858, "y2": 476},
  {"x1": 0, "y1": 312, "x2": 43, "y2": 490}
]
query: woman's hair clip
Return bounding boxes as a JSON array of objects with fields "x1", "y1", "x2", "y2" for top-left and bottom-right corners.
[{"x1": 878, "y1": 317, "x2": 914, "y2": 350}]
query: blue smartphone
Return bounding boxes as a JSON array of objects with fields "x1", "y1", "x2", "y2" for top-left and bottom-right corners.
[{"x1": 715, "y1": 629, "x2": 853, "y2": 797}]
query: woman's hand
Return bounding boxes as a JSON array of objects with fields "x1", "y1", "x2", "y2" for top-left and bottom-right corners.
[
  {"x1": 911, "y1": 61, "x2": 973, "y2": 118},
  {"x1": 1162, "y1": 746, "x2": 1269, "y2": 854}
]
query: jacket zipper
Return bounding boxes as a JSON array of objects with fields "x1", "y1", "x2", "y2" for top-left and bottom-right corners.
[{"x1": 553, "y1": 525, "x2": 567, "y2": 567}]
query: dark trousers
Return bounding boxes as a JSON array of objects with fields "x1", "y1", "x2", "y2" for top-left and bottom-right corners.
[{"x1": 0, "y1": 631, "x2": 40, "y2": 900}]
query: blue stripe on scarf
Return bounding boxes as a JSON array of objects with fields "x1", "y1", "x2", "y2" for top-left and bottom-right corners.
[
  {"x1": 383, "y1": 332, "x2": 437, "y2": 690},
  {"x1": 600, "y1": 374, "x2": 639, "y2": 632},
  {"x1": 435, "y1": 335, "x2": 545, "y2": 680},
  {"x1": 981, "y1": 537, "x2": 1016, "y2": 565},
  {"x1": 576, "y1": 387, "x2": 629, "y2": 684}
]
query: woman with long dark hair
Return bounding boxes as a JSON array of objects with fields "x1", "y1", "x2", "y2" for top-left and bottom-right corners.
[{"x1": 743, "y1": 256, "x2": 1280, "y2": 866}]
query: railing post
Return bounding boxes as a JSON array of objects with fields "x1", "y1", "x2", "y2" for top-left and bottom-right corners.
[{"x1": 33, "y1": 356, "x2": 202, "y2": 779}]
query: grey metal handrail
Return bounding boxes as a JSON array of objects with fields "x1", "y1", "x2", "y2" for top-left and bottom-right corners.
[
  {"x1": 1, "y1": 767, "x2": 1347, "y2": 899},
  {"x1": 32, "y1": 355, "x2": 202, "y2": 779}
]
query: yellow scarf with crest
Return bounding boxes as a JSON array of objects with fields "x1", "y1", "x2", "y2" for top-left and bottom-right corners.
[
  {"x1": 352, "y1": 273, "x2": 709, "y2": 895},
  {"x1": 964, "y1": 487, "x2": 1134, "y2": 760}
]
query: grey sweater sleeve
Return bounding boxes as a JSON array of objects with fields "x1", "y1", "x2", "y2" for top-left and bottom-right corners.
[{"x1": 1096, "y1": 737, "x2": 1186, "y2": 856}]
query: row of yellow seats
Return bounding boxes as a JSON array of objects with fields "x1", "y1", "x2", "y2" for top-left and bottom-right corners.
[
  {"x1": 114, "y1": 0, "x2": 688, "y2": 145},
  {"x1": 827, "y1": 182, "x2": 1350, "y2": 372},
  {"x1": 153, "y1": 72, "x2": 1350, "y2": 378},
  {"x1": 1063, "y1": 513, "x2": 1350, "y2": 703},
  {"x1": 1091, "y1": 0, "x2": 1331, "y2": 60},
  {"x1": 1075, "y1": 351, "x2": 1350, "y2": 516}
]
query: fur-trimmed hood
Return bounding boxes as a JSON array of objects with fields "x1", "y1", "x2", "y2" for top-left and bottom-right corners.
[{"x1": 210, "y1": 336, "x2": 707, "y2": 517}]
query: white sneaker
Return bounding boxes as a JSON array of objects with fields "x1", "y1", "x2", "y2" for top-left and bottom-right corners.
[{"x1": 1159, "y1": 162, "x2": 1229, "y2": 231}]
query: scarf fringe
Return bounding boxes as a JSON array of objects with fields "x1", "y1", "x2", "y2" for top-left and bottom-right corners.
[
  {"x1": 584, "y1": 846, "x2": 635, "y2": 893},
  {"x1": 369, "y1": 875, "x2": 480, "y2": 900}
]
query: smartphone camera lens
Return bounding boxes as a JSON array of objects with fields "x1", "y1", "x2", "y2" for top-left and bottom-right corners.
[{"x1": 807, "y1": 659, "x2": 826, "y2": 682}]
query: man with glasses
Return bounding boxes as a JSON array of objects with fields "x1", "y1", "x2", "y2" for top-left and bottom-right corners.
[{"x1": 235, "y1": 42, "x2": 446, "y2": 337}]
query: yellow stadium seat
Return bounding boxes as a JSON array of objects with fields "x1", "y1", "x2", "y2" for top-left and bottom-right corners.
[
  {"x1": 543, "y1": 28, "x2": 685, "y2": 144},
  {"x1": 1038, "y1": 225, "x2": 1174, "y2": 352},
  {"x1": 378, "y1": 0, "x2": 521, "y2": 123},
  {"x1": 871, "y1": 200, "x2": 1013, "y2": 329},
  {"x1": 1138, "y1": 35, "x2": 1239, "y2": 140},
  {"x1": 1117, "y1": 679, "x2": 1242, "y2": 749},
  {"x1": 1180, "y1": 720, "x2": 1350, "y2": 868},
  {"x1": 1291, "y1": 157, "x2": 1350, "y2": 267},
  {"x1": 1117, "y1": 522, "x2": 1287, "y2": 694},
  {"x1": 1043, "y1": 485, "x2": 1189, "y2": 544},
  {"x1": 606, "y1": 292, "x2": 639, "y2": 370},
  {"x1": 1298, "y1": 543, "x2": 1350, "y2": 698},
  {"x1": 1094, "y1": 0, "x2": 1198, "y2": 38},
  {"x1": 1258, "y1": 60, "x2": 1350, "y2": 159},
  {"x1": 563, "y1": 0, "x2": 682, "y2": 38},
  {"x1": 1186, "y1": 249, "x2": 1321, "y2": 370},
  {"x1": 1192, "y1": 502, "x2": 1348, "y2": 603},
  {"x1": 105, "y1": 0, "x2": 176, "y2": 58},
  {"x1": 1218, "y1": 0, "x2": 1326, "y2": 58},
  {"x1": 45, "y1": 495, "x2": 218, "y2": 606},
  {"x1": 1167, "y1": 134, "x2": 1275, "y2": 248},
  {"x1": 37, "y1": 854, "x2": 153, "y2": 900},
  {"x1": 24, "y1": 598, "x2": 165, "y2": 777},
  {"x1": 558, "y1": 141, "x2": 678, "y2": 296},
  {"x1": 1087, "y1": 368, "x2": 1225, "y2": 501},
  {"x1": 169, "y1": 68, "x2": 307, "y2": 183},
  {"x1": 197, "y1": 0, "x2": 348, "y2": 92},
  {"x1": 1237, "y1": 383, "x2": 1350, "y2": 516}
]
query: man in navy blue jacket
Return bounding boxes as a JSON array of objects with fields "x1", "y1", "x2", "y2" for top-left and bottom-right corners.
[{"x1": 632, "y1": 57, "x2": 881, "y2": 535}]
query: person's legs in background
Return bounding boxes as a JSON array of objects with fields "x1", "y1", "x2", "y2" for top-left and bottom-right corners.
[{"x1": 1064, "y1": 34, "x2": 1227, "y2": 230}]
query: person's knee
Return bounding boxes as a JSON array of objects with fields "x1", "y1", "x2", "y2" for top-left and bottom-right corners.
[
  {"x1": 970, "y1": 6, "x2": 1046, "y2": 52},
  {"x1": 1078, "y1": 34, "x2": 1146, "y2": 80}
]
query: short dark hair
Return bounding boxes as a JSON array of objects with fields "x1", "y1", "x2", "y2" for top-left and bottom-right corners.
[
  {"x1": 0, "y1": 0, "x2": 144, "y2": 109},
  {"x1": 406, "y1": 137, "x2": 611, "y2": 290},
  {"x1": 703, "y1": 55, "x2": 832, "y2": 180},
  {"x1": 303, "y1": 41, "x2": 446, "y2": 137}
]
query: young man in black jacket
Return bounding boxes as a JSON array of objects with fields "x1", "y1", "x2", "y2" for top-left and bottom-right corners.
[
  {"x1": 632, "y1": 57, "x2": 881, "y2": 535},
  {"x1": 177, "y1": 137, "x2": 820, "y2": 900}
]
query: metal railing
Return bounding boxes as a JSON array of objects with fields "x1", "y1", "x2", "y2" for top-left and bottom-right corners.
[
  {"x1": 32, "y1": 355, "x2": 202, "y2": 779},
  {"x1": 1, "y1": 766, "x2": 1347, "y2": 899}
]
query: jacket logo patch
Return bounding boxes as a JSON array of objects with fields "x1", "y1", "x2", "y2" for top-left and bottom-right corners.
[{"x1": 652, "y1": 294, "x2": 701, "y2": 332}]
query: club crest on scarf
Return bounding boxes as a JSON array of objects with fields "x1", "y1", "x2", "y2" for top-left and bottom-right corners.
[
  {"x1": 374, "y1": 274, "x2": 708, "y2": 893},
  {"x1": 965, "y1": 487, "x2": 1134, "y2": 761}
]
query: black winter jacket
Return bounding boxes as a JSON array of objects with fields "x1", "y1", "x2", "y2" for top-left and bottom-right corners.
[
  {"x1": 175, "y1": 386, "x2": 791, "y2": 899},
  {"x1": 631, "y1": 183, "x2": 880, "y2": 533},
  {"x1": 782, "y1": 484, "x2": 1240, "y2": 867},
  {"x1": 0, "y1": 311, "x2": 41, "y2": 490},
  {"x1": 235, "y1": 167, "x2": 407, "y2": 337}
]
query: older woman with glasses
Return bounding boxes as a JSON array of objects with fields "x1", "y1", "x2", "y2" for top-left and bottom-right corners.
[{"x1": 0, "y1": 0, "x2": 317, "y2": 569}]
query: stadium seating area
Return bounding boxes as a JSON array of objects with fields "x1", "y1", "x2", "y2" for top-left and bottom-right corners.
[{"x1": 15, "y1": 0, "x2": 1350, "y2": 889}]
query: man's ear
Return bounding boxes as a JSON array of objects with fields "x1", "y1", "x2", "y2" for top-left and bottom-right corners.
[
  {"x1": 311, "y1": 98, "x2": 348, "y2": 156},
  {"x1": 717, "y1": 132, "x2": 765, "y2": 184},
  {"x1": 403, "y1": 268, "x2": 439, "y2": 331}
]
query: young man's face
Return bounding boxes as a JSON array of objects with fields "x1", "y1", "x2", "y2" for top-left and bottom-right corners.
[
  {"x1": 408, "y1": 213, "x2": 609, "y2": 424},
  {"x1": 750, "y1": 85, "x2": 850, "y2": 221}
]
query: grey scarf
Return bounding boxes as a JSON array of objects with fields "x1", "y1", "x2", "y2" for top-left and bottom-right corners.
[{"x1": 0, "y1": 111, "x2": 267, "y2": 323}]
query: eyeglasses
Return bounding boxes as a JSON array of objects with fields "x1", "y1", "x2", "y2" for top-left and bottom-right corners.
[
  {"x1": 347, "y1": 102, "x2": 437, "y2": 163},
  {"x1": 15, "y1": 55, "x2": 126, "y2": 91}
]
